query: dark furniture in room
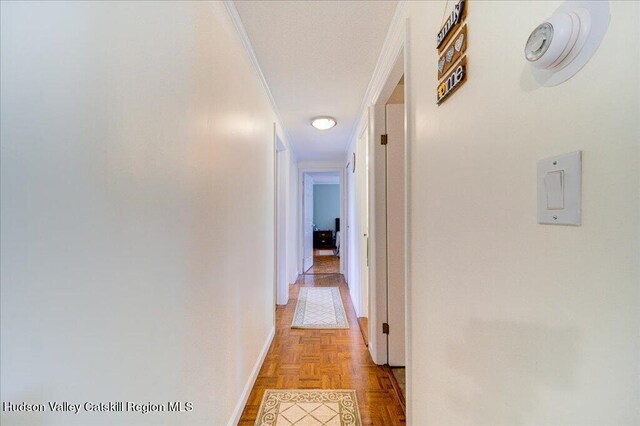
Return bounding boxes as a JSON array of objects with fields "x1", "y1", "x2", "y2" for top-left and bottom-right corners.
[{"x1": 313, "y1": 230, "x2": 334, "y2": 249}]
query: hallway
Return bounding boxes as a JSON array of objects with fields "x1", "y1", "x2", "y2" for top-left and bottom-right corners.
[
  {"x1": 239, "y1": 274, "x2": 405, "y2": 425},
  {"x1": 1, "y1": 1, "x2": 638, "y2": 425}
]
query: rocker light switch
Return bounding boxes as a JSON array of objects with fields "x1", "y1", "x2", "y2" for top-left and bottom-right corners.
[
  {"x1": 537, "y1": 151, "x2": 581, "y2": 226},
  {"x1": 544, "y1": 171, "x2": 564, "y2": 209}
]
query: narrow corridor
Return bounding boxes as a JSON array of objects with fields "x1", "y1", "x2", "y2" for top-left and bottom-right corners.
[
  {"x1": 239, "y1": 274, "x2": 405, "y2": 425},
  {"x1": 1, "y1": 2, "x2": 638, "y2": 425}
]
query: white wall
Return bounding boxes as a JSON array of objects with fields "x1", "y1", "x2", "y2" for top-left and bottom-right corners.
[
  {"x1": 277, "y1": 144, "x2": 299, "y2": 305},
  {"x1": 286, "y1": 148, "x2": 300, "y2": 288},
  {"x1": 345, "y1": 156, "x2": 354, "y2": 284},
  {"x1": 403, "y1": 1, "x2": 640, "y2": 424},
  {"x1": 355, "y1": 131, "x2": 370, "y2": 319},
  {"x1": 341, "y1": 137, "x2": 368, "y2": 317},
  {"x1": 276, "y1": 146, "x2": 287, "y2": 305},
  {"x1": 0, "y1": 2, "x2": 278, "y2": 425}
]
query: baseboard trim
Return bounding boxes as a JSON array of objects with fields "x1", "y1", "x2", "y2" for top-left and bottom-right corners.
[
  {"x1": 227, "y1": 325, "x2": 275, "y2": 426},
  {"x1": 357, "y1": 317, "x2": 369, "y2": 347},
  {"x1": 347, "y1": 288, "x2": 360, "y2": 318}
]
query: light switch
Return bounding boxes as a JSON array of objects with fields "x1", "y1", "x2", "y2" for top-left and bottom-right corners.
[
  {"x1": 537, "y1": 151, "x2": 581, "y2": 226},
  {"x1": 544, "y1": 170, "x2": 564, "y2": 209}
]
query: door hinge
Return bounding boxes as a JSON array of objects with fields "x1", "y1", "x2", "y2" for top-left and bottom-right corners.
[
  {"x1": 381, "y1": 134, "x2": 388, "y2": 145},
  {"x1": 382, "y1": 323, "x2": 390, "y2": 334}
]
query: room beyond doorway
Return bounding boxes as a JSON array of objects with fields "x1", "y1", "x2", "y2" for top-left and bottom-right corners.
[{"x1": 301, "y1": 170, "x2": 343, "y2": 275}]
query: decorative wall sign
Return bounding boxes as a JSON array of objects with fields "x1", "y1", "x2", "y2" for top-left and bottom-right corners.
[
  {"x1": 437, "y1": 56, "x2": 467, "y2": 104},
  {"x1": 438, "y1": 24, "x2": 467, "y2": 80},
  {"x1": 436, "y1": 0, "x2": 466, "y2": 52}
]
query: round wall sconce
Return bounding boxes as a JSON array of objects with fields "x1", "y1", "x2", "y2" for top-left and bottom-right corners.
[{"x1": 524, "y1": 0, "x2": 609, "y2": 86}]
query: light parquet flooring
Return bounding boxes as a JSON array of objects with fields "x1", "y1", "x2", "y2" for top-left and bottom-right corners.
[
  {"x1": 305, "y1": 255, "x2": 340, "y2": 274},
  {"x1": 238, "y1": 274, "x2": 405, "y2": 425}
]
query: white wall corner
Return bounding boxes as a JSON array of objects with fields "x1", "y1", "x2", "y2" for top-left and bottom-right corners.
[
  {"x1": 348, "y1": 289, "x2": 361, "y2": 318},
  {"x1": 223, "y1": 0, "x2": 296, "y2": 156},
  {"x1": 347, "y1": 0, "x2": 407, "y2": 155},
  {"x1": 227, "y1": 325, "x2": 275, "y2": 426}
]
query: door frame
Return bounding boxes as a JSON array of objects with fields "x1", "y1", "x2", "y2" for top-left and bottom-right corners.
[
  {"x1": 274, "y1": 130, "x2": 288, "y2": 305},
  {"x1": 297, "y1": 163, "x2": 346, "y2": 275},
  {"x1": 302, "y1": 173, "x2": 315, "y2": 273},
  {"x1": 354, "y1": 8, "x2": 412, "y2": 420},
  {"x1": 368, "y1": 48, "x2": 406, "y2": 366}
]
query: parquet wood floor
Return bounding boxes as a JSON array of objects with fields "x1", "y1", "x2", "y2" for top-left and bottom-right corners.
[
  {"x1": 305, "y1": 255, "x2": 340, "y2": 274},
  {"x1": 238, "y1": 273, "x2": 406, "y2": 425}
]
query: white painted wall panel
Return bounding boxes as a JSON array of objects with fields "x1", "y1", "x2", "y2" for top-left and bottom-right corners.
[
  {"x1": 303, "y1": 175, "x2": 314, "y2": 272},
  {"x1": 356, "y1": 132, "x2": 370, "y2": 318},
  {"x1": 0, "y1": 2, "x2": 278, "y2": 425},
  {"x1": 346, "y1": 145, "x2": 360, "y2": 315},
  {"x1": 287, "y1": 149, "x2": 300, "y2": 286},
  {"x1": 405, "y1": 1, "x2": 640, "y2": 424}
]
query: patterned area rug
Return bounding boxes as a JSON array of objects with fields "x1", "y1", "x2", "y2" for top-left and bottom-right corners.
[
  {"x1": 291, "y1": 287, "x2": 348, "y2": 329},
  {"x1": 254, "y1": 390, "x2": 361, "y2": 426}
]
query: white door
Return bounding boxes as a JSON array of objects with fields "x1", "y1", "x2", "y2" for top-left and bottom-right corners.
[
  {"x1": 356, "y1": 131, "x2": 370, "y2": 317},
  {"x1": 386, "y1": 103, "x2": 406, "y2": 367},
  {"x1": 303, "y1": 175, "x2": 314, "y2": 272}
]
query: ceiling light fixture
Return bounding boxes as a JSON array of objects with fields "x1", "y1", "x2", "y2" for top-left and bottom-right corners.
[{"x1": 311, "y1": 116, "x2": 337, "y2": 130}]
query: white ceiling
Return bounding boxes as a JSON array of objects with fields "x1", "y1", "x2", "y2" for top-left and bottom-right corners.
[
  {"x1": 306, "y1": 171, "x2": 340, "y2": 185},
  {"x1": 235, "y1": 0, "x2": 398, "y2": 162}
]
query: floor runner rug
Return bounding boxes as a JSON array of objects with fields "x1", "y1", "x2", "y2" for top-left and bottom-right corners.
[{"x1": 291, "y1": 287, "x2": 348, "y2": 329}]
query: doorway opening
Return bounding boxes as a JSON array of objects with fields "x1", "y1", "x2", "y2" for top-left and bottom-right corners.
[
  {"x1": 384, "y1": 75, "x2": 406, "y2": 403},
  {"x1": 302, "y1": 171, "x2": 341, "y2": 274},
  {"x1": 364, "y1": 45, "x2": 409, "y2": 412}
]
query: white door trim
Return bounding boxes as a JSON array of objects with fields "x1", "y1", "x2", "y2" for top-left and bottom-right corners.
[
  {"x1": 302, "y1": 174, "x2": 314, "y2": 273},
  {"x1": 347, "y1": 1, "x2": 412, "y2": 421},
  {"x1": 367, "y1": 26, "x2": 407, "y2": 368},
  {"x1": 275, "y1": 131, "x2": 289, "y2": 305}
]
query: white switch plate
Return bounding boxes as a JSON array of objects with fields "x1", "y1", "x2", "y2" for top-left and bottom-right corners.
[{"x1": 537, "y1": 151, "x2": 582, "y2": 225}]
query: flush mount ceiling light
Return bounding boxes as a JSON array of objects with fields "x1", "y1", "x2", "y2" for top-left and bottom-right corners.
[
  {"x1": 311, "y1": 116, "x2": 337, "y2": 130},
  {"x1": 524, "y1": 0, "x2": 609, "y2": 86}
]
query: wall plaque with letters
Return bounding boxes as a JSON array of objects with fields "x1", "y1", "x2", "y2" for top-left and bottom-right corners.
[
  {"x1": 437, "y1": 56, "x2": 467, "y2": 104},
  {"x1": 436, "y1": 0, "x2": 466, "y2": 53},
  {"x1": 438, "y1": 24, "x2": 467, "y2": 80},
  {"x1": 436, "y1": 0, "x2": 468, "y2": 105}
]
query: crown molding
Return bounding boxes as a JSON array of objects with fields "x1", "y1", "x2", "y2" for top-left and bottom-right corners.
[
  {"x1": 224, "y1": 1, "x2": 295, "y2": 154},
  {"x1": 344, "y1": 1, "x2": 408, "y2": 162}
]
